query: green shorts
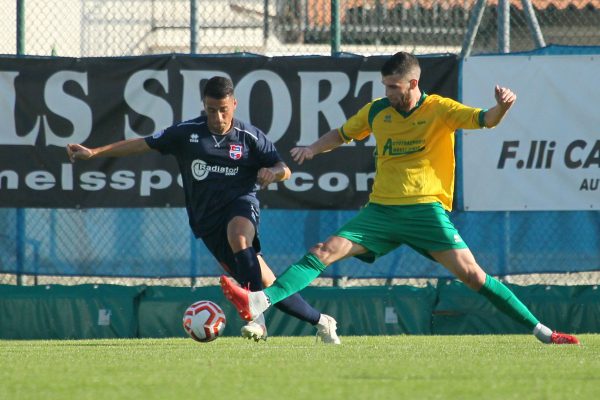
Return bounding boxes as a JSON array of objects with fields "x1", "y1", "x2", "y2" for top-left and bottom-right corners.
[{"x1": 335, "y1": 202, "x2": 468, "y2": 263}]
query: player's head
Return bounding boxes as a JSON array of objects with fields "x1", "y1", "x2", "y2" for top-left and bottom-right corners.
[
  {"x1": 203, "y1": 76, "x2": 237, "y2": 134},
  {"x1": 380, "y1": 52, "x2": 421, "y2": 111}
]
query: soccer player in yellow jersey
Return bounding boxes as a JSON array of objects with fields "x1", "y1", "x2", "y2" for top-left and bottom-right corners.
[{"x1": 221, "y1": 52, "x2": 579, "y2": 345}]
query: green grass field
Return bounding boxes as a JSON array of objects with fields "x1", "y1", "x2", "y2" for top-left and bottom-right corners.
[{"x1": 2, "y1": 335, "x2": 599, "y2": 400}]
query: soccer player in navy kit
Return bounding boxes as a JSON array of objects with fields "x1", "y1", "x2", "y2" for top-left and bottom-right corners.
[{"x1": 67, "y1": 76, "x2": 340, "y2": 344}]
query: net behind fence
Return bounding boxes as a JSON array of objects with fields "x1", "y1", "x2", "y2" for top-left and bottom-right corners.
[
  {"x1": 0, "y1": 0, "x2": 598, "y2": 57},
  {"x1": 1, "y1": 208, "x2": 599, "y2": 285}
]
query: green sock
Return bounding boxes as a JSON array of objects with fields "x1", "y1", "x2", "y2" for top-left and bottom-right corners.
[
  {"x1": 264, "y1": 253, "x2": 327, "y2": 304},
  {"x1": 478, "y1": 274, "x2": 539, "y2": 330}
]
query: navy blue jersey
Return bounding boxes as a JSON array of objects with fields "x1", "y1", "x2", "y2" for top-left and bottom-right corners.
[{"x1": 145, "y1": 116, "x2": 282, "y2": 237}]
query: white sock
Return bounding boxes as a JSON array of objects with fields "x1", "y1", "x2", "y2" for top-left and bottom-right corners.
[
  {"x1": 318, "y1": 314, "x2": 327, "y2": 326},
  {"x1": 249, "y1": 291, "x2": 270, "y2": 317},
  {"x1": 533, "y1": 323, "x2": 553, "y2": 343},
  {"x1": 318, "y1": 314, "x2": 333, "y2": 326},
  {"x1": 251, "y1": 313, "x2": 265, "y2": 326}
]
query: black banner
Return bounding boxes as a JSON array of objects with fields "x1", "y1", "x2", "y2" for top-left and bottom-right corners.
[{"x1": 0, "y1": 54, "x2": 457, "y2": 209}]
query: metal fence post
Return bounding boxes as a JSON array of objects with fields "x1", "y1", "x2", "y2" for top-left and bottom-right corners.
[
  {"x1": 460, "y1": 0, "x2": 487, "y2": 58},
  {"x1": 15, "y1": 210, "x2": 25, "y2": 286},
  {"x1": 16, "y1": 0, "x2": 26, "y2": 285},
  {"x1": 521, "y1": 0, "x2": 546, "y2": 48},
  {"x1": 501, "y1": 211, "x2": 511, "y2": 278},
  {"x1": 263, "y1": 0, "x2": 270, "y2": 46},
  {"x1": 17, "y1": 0, "x2": 25, "y2": 55},
  {"x1": 498, "y1": 0, "x2": 510, "y2": 53},
  {"x1": 330, "y1": 0, "x2": 340, "y2": 55},
  {"x1": 190, "y1": 0, "x2": 198, "y2": 54},
  {"x1": 190, "y1": 232, "x2": 197, "y2": 287}
]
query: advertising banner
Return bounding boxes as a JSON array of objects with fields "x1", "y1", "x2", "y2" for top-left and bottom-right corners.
[
  {"x1": 0, "y1": 54, "x2": 457, "y2": 208},
  {"x1": 462, "y1": 55, "x2": 599, "y2": 211}
]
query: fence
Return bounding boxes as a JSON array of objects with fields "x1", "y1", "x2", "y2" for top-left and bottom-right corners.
[
  {"x1": 0, "y1": 1, "x2": 599, "y2": 287},
  {"x1": 1, "y1": 0, "x2": 599, "y2": 57},
  {"x1": 1, "y1": 207, "x2": 599, "y2": 285}
]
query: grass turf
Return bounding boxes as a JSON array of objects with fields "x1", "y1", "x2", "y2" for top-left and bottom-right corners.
[{"x1": 1, "y1": 335, "x2": 599, "y2": 400}]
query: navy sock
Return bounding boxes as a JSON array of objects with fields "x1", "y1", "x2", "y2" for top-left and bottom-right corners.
[
  {"x1": 275, "y1": 294, "x2": 321, "y2": 325},
  {"x1": 232, "y1": 247, "x2": 263, "y2": 291}
]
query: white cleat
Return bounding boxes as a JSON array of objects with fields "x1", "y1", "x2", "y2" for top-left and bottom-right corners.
[
  {"x1": 241, "y1": 313, "x2": 267, "y2": 342},
  {"x1": 316, "y1": 314, "x2": 341, "y2": 345}
]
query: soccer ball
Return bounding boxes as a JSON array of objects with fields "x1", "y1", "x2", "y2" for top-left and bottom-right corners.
[{"x1": 182, "y1": 300, "x2": 226, "y2": 342}]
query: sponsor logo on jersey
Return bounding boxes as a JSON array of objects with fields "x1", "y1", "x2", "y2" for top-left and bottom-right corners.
[
  {"x1": 229, "y1": 144, "x2": 243, "y2": 160},
  {"x1": 190, "y1": 133, "x2": 199, "y2": 143},
  {"x1": 382, "y1": 138, "x2": 426, "y2": 156},
  {"x1": 191, "y1": 159, "x2": 239, "y2": 181}
]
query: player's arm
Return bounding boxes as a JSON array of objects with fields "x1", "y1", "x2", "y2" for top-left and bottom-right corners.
[
  {"x1": 483, "y1": 85, "x2": 517, "y2": 128},
  {"x1": 290, "y1": 129, "x2": 345, "y2": 165},
  {"x1": 66, "y1": 138, "x2": 152, "y2": 162},
  {"x1": 257, "y1": 161, "x2": 291, "y2": 189}
]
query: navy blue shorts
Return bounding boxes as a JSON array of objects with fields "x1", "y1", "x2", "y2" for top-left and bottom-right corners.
[{"x1": 201, "y1": 197, "x2": 262, "y2": 279}]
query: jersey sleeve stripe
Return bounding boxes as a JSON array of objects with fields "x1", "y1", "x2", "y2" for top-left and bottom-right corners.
[
  {"x1": 177, "y1": 121, "x2": 206, "y2": 126},
  {"x1": 478, "y1": 109, "x2": 487, "y2": 128},
  {"x1": 338, "y1": 127, "x2": 353, "y2": 143},
  {"x1": 234, "y1": 127, "x2": 259, "y2": 141}
]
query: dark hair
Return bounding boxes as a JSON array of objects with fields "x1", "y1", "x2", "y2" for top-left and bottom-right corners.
[
  {"x1": 381, "y1": 52, "x2": 420, "y2": 77},
  {"x1": 203, "y1": 76, "x2": 234, "y2": 99}
]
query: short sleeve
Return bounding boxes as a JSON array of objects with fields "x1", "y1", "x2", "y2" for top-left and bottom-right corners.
[
  {"x1": 438, "y1": 97, "x2": 484, "y2": 131},
  {"x1": 339, "y1": 102, "x2": 373, "y2": 142},
  {"x1": 145, "y1": 125, "x2": 180, "y2": 155},
  {"x1": 255, "y1": 130, "x2": 283, "y2": 167}
]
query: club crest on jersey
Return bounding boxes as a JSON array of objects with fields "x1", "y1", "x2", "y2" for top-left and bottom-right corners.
[{"x1": 229, "y1": 144, "x2": 243, "y2": 160}]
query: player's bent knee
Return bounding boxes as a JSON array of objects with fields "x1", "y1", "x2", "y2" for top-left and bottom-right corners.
[
  {"x1": 228, "y1": 232, "x2": 252, "y2": 249},
  {"x1": 310, "y1": 241, "x2": 347, "y2": 266},
  {"x1": 309, "y1": 244, "x2": 338, "y2": 266},
  {"x1": 309, "y1": 242, "x2": 325, "y2": 253},
  {"x1": 309, "y1": 244, "x2": 329, "y2": 261}
]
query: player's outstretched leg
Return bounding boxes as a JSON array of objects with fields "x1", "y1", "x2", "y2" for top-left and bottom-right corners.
[
  {"x1": 220, "y1": 275, "x2": 269, "y2": 321},
  {"x1": 477, "y1": 275, "x2": 580, "y2": 345}
]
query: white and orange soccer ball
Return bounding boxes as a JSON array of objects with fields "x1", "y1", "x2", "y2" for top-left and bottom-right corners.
[{"x1": 182, "y1": 300, "x2": 226, "y2": 342}]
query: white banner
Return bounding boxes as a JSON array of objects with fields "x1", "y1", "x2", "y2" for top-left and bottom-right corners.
[{"x1": 462, "y1": 55, "x2": 600, "y2": 211}]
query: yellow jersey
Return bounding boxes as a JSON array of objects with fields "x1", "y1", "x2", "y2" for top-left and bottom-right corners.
[{"x1": 338, "y1": 93, "x2": 485, "y2": 211}]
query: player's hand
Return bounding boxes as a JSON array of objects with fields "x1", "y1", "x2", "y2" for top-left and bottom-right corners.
[
  {"x1": 257, "y1": 167, "x2": 277, "y2": 189},
  {"x1": 290, "y1": 147, "x2": 314, "y2": 165},
  {"x1": 494, "y1": 85, "x2": 517, "y2": 111},
  {"x1": 66, "y1": 143, "x2": 94, "y2": 163}
]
